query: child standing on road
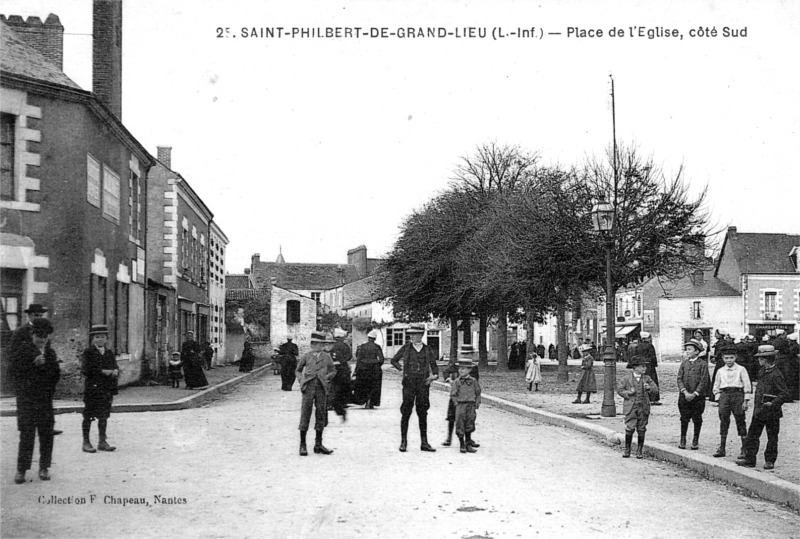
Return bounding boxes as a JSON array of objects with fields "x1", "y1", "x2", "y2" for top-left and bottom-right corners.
[
  {"x1": 525, "y1": 352, "x2": 542, "y2": 391},
  {"x1": 573, "y1": 344, "x2": 597, "y2": 404},
  {"x1": 712, "y1": 344, "x2": 752, "y2": 459},
  {"x1": 450, "y1": 359, "x2": 481, "y2": 454},
  {"x1": 168, "y1": 352, "x2": 183, "y2": 388},
  {"x1": 617, "y1": 356, "x2": 659, "y2": 458}
]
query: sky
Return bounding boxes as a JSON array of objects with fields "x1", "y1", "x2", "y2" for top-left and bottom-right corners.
[{"x1": 3, "y1": 0, "x2": 799, "y2": 273}]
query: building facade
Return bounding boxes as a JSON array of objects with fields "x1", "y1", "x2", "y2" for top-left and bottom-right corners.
[{"x1": 208, "y1": 221, "x2": 228, "y2": 364}]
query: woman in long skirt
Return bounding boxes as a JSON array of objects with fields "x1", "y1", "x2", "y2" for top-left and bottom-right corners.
[
  {"x1": 573, "y1": 345, "x2": 597, "y2": 404},
  {"x1": 525, "y1": 352, "x2": 542, "y2": 391}
]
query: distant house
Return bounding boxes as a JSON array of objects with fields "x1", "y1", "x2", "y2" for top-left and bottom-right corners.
[{"x1": 715, "y1": 226, "x2": 800, "y2": 339}]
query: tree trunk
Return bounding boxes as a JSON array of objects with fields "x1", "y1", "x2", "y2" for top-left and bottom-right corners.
[
  {"x1": 526, "y1": 309, "x2": 536, "y2": 364},
  {"x1": 449, "y1": 316, "x2": 459, "y2": 365},
  {"x1": 478, "y1": 311, "x2": 488, "y2": 367},
  {"x1": 556, "y1": 303, "x2": 569, "y2": 382},
  {"x1": 496, "y1": 307, "x2": 509, "y2": 372}
]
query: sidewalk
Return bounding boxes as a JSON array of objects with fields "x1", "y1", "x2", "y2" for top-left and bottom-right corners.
[{"x1": 0, "y1": 361, "x2": 274, "y2": 416}]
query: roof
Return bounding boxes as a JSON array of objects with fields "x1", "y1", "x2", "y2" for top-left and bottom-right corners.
[
  {"x1": 660, "y1": 269, "x2": 740, "y2": 299},
  {"x1": 0, "y1": 20, "x2": 81, "y2": 90},
  {"x1": 252, "y1": 262, "x2": 361, "y2": 291},
  {"x1": 225, "y1": 288, "x2": 268, "y2": 301},
  {"x1": 717, "y1": 231, "x2": 800, "y2": 275},
  {"x1": 342, "y1": 275, "x2": 385, "y2": 309},
  {"x1": 225, "y1": 274, "x2": 252, "y2": 290}
]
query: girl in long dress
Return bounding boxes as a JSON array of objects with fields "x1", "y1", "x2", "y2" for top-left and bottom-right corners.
[
  {"x1": 525, "y1": 353, "x2": 542, "y2": 391},
  {"x1": 573, "y1": 345, "x2": 597, "y2": 404}
]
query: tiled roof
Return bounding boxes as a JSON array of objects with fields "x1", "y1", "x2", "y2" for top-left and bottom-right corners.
[
  {"x1": 719, "y1": 232, "x2": 800, "y2": 275},
  {"x1": 226, "y1": 274, "x2": 252, "y2": 289},
  {"x1": 0, "y1": 20, "x2": 81, "y2": 90},
  {"x1": 343, "y1": 275, "x2": 384, "y2": 309},
  {"x1": 225, "y1": 288, "x2": 268, "y2": 301},
  {"x1": 660, "y1": 269, "x2": 740, "y2": 299},
  {"x1": 251, "y1": 262, "x2": 361, "y2": 291}
]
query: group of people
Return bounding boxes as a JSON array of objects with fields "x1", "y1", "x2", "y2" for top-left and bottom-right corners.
[
  {"x1": 169, "y1": 331, "x2": 210, "y2": 389},
  {"x1": 7, "y1": 304, "x2": 122, "y2": 484}
]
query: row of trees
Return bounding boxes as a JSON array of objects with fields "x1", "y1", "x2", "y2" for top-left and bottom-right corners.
[{"x1": 379, "y1": 142, "x2": 711, "y2": 379}]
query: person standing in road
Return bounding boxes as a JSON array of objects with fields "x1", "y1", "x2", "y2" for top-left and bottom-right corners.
[
  {"x1": 295, "y1": 332, "x2": 336, "y2": 456},
  {"x1": 637, "y1": 332, "x2": 660, "y2": 405},
  {"x1": 329, "y1": 328, "x2": 352, "y2": 421},
  {"x1": 202, "y1": 341, "x2": 215, "y2": 370},
  {"x1": 11, "y1": 318, "x2": 60, "y2": 484},
  {"x1": 352, "y1": 329, "x2": 385, "y2": 408},
  {"x1": 677, "y1": 339, "x2": 711, "y2": 450},
  {"x1": 278, "y1": 337, "x2": 299, "y2": 391},
  {"x1": 525, "y1": 351, "x2": 542, "y2": 392},
  {"x1": 736, "y1": 345, "x2": 790, "y2": 470},
  {"x1": 450, "y1": 358, "x2": 481, "y2": 454},
  {"x1": 182, "y1": 331, "x2": 209, "y2": 388},
  {"x1": 617, "y1": 355, "x2": 659, "y2": 459},
  {"x1": 786, "y1": 332, "x2": 800, "y2": 402},
  {"x1": 391, "y1": 325, "x2": 438, "y2": 452},
  {"x1": 712, "y1": 344, "x2": 752, "y2": 459},
  {"x1": 573, "y1": 344, "x2": 597, "y2": 404},
  {"x1": 81, "y1": 325, "x2": 119, "y2": 453}
]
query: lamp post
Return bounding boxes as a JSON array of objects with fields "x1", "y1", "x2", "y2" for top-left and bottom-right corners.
[{"x1": 591, "y1": 197, "x2": 617, "y2": 417}]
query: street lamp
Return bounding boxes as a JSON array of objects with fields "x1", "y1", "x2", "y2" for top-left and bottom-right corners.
[{"x1": 591, "y1": 198, "x2": 617, "y2": 417}]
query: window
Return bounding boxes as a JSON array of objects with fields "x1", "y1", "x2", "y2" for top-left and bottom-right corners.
[
  {"x1": 1, "y1": 268, "x2": 24, "y2": 331},
  {"x1": 115, "y1": 281, "x2": 129, "y2": 353},
  {"x1": 1, "y1": 113, "x2": 15, "y2": 200},
  {"x1": 764, "y1": 292, "x2": 777, "y2": 313},
  {"x1": 311, "y1": 292, "x2": 321, "y2": 303},
  {"x1": 692, "y1": 301, "x2": 701, "y2": 320},
  {"x1": 87, "y1": 154, "x2": 101, "y2": 207},
  {"x1": 91, "y1": 275, "x2": 107, "y2": 325},
  {"x1": 286, "y1": 300, "x2": 300, "y2": 324},
  {"x1": 102, "y1": 165, "x2": 120, "y2": 222},
  {"x1": 129, "y1": 170, "x2": 141, "y2": 242}
]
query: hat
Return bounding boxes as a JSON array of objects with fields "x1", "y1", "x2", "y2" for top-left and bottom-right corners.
[
  {"x1": 405, "y1": 325, "x2": 425, "y2": 335},
  {"x1": 684, "y1": 339, "x2": 703, "y2": 351},
  {"x1": 692, "y1": 329, "x2": 704, "y2": 336},
  {"x1": 745, "y1": 334, "x2": 756, "y2": 342},
  {"x1": 716, "y1": 329, "x2": 729, "y2": 337},
  {"x1": 310, "y1": 331, "x2": 328, "y2": 343},
  {"x1": 171, "y1": 351, "x2": 182, "y2": 357},
  {"x1": 718, "y1": 344, "x2": 738, "y2": 356},
  {"x1": 754, "y1": 345, "x2": 778, "y2": 357},
  {"x1": 640, "y1": 331, "x2": 651, "y2": 339},
  {"x1": 628, "y1": 355, "x2": 649, "y2": 367},
  {"x1": 30, "y1": 318, "x2": 53, "y2": 337},
  {"x1": 24, "y1": 303, "x2": 48, "y2": 314},
  {"x1": 775, "y1": 329, "x2": 786, "y2": 336},
  {"x1": 788, "y1": 332, "x2": 799, "y2": 342},
  {"x1": 89, "y1": 324, "x2": 109, "y2": 336},
  {"x1": 367, "y1": 329, "x2": 380, "y2": 340},
  {"x1": 333, "y1": 328, "x2": 347, "y2": 339},
  {"x1": 579, "y1": 344, "x2": 592, "y2": 352},
  {"x1": 762, "y1": 335, "x2": 770, "y2": 342},
  {"x1": 456, "y1": 358, "x2": 474, "y2": 368}
]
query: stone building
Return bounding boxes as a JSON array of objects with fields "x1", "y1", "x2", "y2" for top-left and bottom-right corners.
[
  {"x1": 208, "y1": 221, "x2": 229, "y2": 365},
  {"x1": 0, "y1": 6, "x2": 155, "y2": 393}
]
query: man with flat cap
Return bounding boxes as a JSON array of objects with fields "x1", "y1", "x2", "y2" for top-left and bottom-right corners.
[
  {"x1": 618, "y1": 355, "x2": 659, "y2": 459},
  {"x1": 677, "y1": 338, "x2": 711, "y2": 450},
  {"x1": 391, "y1": 325, "x2": 439, "y2": 452},
  {"x1": 296, "y1": 331, "x2": 337, "y2": 456}
]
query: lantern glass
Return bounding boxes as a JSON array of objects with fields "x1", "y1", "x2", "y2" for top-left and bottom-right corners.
[{"x1": 591, "y1": 199, "x2": 614, "y2": 232}]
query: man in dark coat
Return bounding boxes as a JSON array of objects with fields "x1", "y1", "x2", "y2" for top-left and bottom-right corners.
[
  {"x1": 536, "y1": 344, "x2": 545, "y2": 359},
  {"x1": 391, "y1": 325, "x2": 439, "y2": 452},
  {"x1": 637, "y1": 332, "x2": 660, "y2": 405},
  {"x1": 736, "y1": 335, "x2": 759, "y2": 383},
  {"x1": 737, "y1": 345, "x2": 790, "y2": 469},
  {"x1": 548, "y1": 344, "x2": 556, "y2": 359},
  {"x1": 81, "y1": 325, "x2": 119, "y2": 453},
  {"x1": 12, "y1": 318, "x2": 60, "y2": 484},
  {"x1": 329, "y1": 329, "x2": 352, "y2": 421},
  {"x1": 296, "y1": 332, "x2": 337, "y2": 455},
  {"x1": 786, "y1": 332, "x2": 800, "y2": 401},
  {"x1": 278, "y1": 337, "x2": 299, "y2": 391},
  {"x1": 772, "y1": 330, "x2": 794, "y2": 402},
  {"x1": 353, "y1": 330, "x2": 385, "y2": 408},
  {"x1": 181, "y1": 331, "x2": 208, "y2": 389},
  {"x1": 677, "y1": 339, "x2": 711, "y2": 450},
  {"x1": 202, "y1": 341, "x2": 215, "y2": 370}
]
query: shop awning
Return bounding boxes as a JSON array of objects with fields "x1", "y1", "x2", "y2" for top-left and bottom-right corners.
[{"x1": 615, "y1": 325, "x2": 638, "y2": 338}]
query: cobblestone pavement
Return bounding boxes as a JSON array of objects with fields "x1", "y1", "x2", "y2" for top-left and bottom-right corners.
[{"x1": 2, "y1": 373, "x2": 799, "y2": 538}]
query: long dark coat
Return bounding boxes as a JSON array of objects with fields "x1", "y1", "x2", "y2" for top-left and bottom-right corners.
[
  {"x1": 82, "y1": 345, "x2": 119, "y2": 419},
  {"x1": 181, "y1": 339, "x2": 208, "y2": 388},
  {"x1": 576, "y1": 355, "x2": 597, "y2": 392},
  {"x1": 352, "y1": 340, "x2": 385, "y2": 406},
  {"x1": 12, "y1": 341, "x2": 60, "y2": 429}
]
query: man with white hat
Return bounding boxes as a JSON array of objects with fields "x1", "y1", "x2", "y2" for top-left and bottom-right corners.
[
  {"x1": 353, "y1": 329, "x2": 385, "y2": 409},
  {"x1": 329, "y1": 328, "x2": 352, "y2": 421}
]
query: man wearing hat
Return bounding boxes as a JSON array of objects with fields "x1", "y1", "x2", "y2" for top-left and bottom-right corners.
[
  {"x1": 353, "y1": 329, "x2": 385, "y2": 409},
  {"x1": 11, "y1": 318, "x2": 60, "y2": 483},
  {"x1": 295, "y1": 331, "x2": 337, "y2": 456},
  {"x1": 677, "y1": 339, "x2": 711, "y2": 450},
  {"x1": 736, "y1": 345, "x2": 790, "y2": 469},
  {"x1": 81, "y1": 325, "x2": 119, "y2": 453},
  {"x1": 617, "y1": 355, "x2": 659, "y2": 458},
  {"x1": 278, "y1": 337, "x2": 300, "y2": 391},
  {"x1": 786, "y1": 332, "x2": 800, "y2": 401},
  {"x1": 449, "y1": 358, "x2": 481, "y2": 454},
  {"x1": 712, "y1": 343, "x2": 752, "y2": 459},
  {"x1": 391, "y1": 324, "x2": 439, "y2": 452},
  {"x1": 329, "y1": 328, "x2": 353, "y2": 421},
  {"x1": 772, "y1": 329, "x2": 795, "y2": 402},
  {"x1": 637, "y1": 332, "x2": 661, "y2": 405}
]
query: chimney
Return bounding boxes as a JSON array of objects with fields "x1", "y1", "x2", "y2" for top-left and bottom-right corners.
[
  {"x1": 157, "y1": 146, "x2": 172, "y2": 169},
  {"x1": 0, "y1": 14, "x2": 65, "y2": 70},
  {"x1": 691, "y1": 269, "x2": 705, "y2": 286},
  {"x1": 728, "y1": 226, "x2": 737, "y2": 236},
  {"x1": 347, "y1": 245, "x2": 368, "y2": 277},
  {"x1": 251, "y1": 253, "x2": 261, "y2": 270},
  {"x1": 244, "y1": 268, "x2": 250, "y2": 275},
  {"x1": 92, "y1": 0, "x2": 123, "y2": 119}
]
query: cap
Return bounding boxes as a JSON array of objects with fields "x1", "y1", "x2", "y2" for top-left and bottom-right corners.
[
  {"x1": 628, "y1": 355, "x2": 649, "y2": 367},
  {"x1": 640, "y1": 331, "x2": 651, "y2": 339},
  {"x1": 579, "y1": 344, "x2": 592, "y2": 352},
  {"x1": 718, "y1": 344, "x2": 738, "y2": 356},
  {"x1": 333, "y1": 328, "x2": 348, "y2": 339},
  {"x1": 89, "y1": 324, "x2": 109, "y2": 336},
  {"x1": 24, "y1": 303, "x2": 48, "y2": 314},
  {"x1": 684, "y1": 339, "x2": 703, "y2": 351},
  {"x1": 754, "y1": 345, "x2": 778, "y2": 357},
  {"x1": 310, "y1": 331, "x2": 328, "y2": 343},
  {"x1": 405, "y1": 325, "x2": 425, "y2": 335},
  {"x1": 367, "y1": 329, "x2": 380, "y2": 340},
  {"x1": 456, "y1": 358, "x2": 474, "y2": 368},
  {"x1": 171, "y1": 351, "x2": 182, "y2": 357}
]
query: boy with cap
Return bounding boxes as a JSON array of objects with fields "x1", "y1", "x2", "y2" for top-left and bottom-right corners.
[
  {"x1": 736, "y1": 345, "x2": 790, "y2": 469},
  {"x1": 677, "y1": 339, "x2": 711, "y2": 450},
  {"x1": 12, "y1": 318, "x2": 60, "y2": 483},
  {"x1": 81, "y1": 325, "x2": 119, "y2": 453},
  {"x1": 449, "y1": 359, "x2": 481, "y2": 454},
  {"x1": 295, "y1": 332, "x2": 337, "y2": 456},
  {"x1": 712, "y1": 343, "x2": 752, "y2": 458},
  {"x1": 617, "y1": 355, "x2": 659, "y2": 458}
]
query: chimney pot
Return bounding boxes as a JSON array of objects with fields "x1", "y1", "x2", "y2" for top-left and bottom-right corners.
[
  {"x1": 93, "y1": 0, "x2": 123, "y2": 119},
  {"x1": 2, "y1": 12, "x2": 64, "y2": 69},
  {"x1": 728, "y1": 226, "x2": 737, "y2": 234},
  {"x1": 157, "y1": 146, "x2": 172, "y2": 169}
]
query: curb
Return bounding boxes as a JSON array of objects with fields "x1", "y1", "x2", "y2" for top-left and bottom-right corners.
[
  {"x1": 0, "y1": 365, "x2": 271, "y2": 417},
  {"x1": 430, "y1": 381, "x2": 800, "y2": 513}
]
